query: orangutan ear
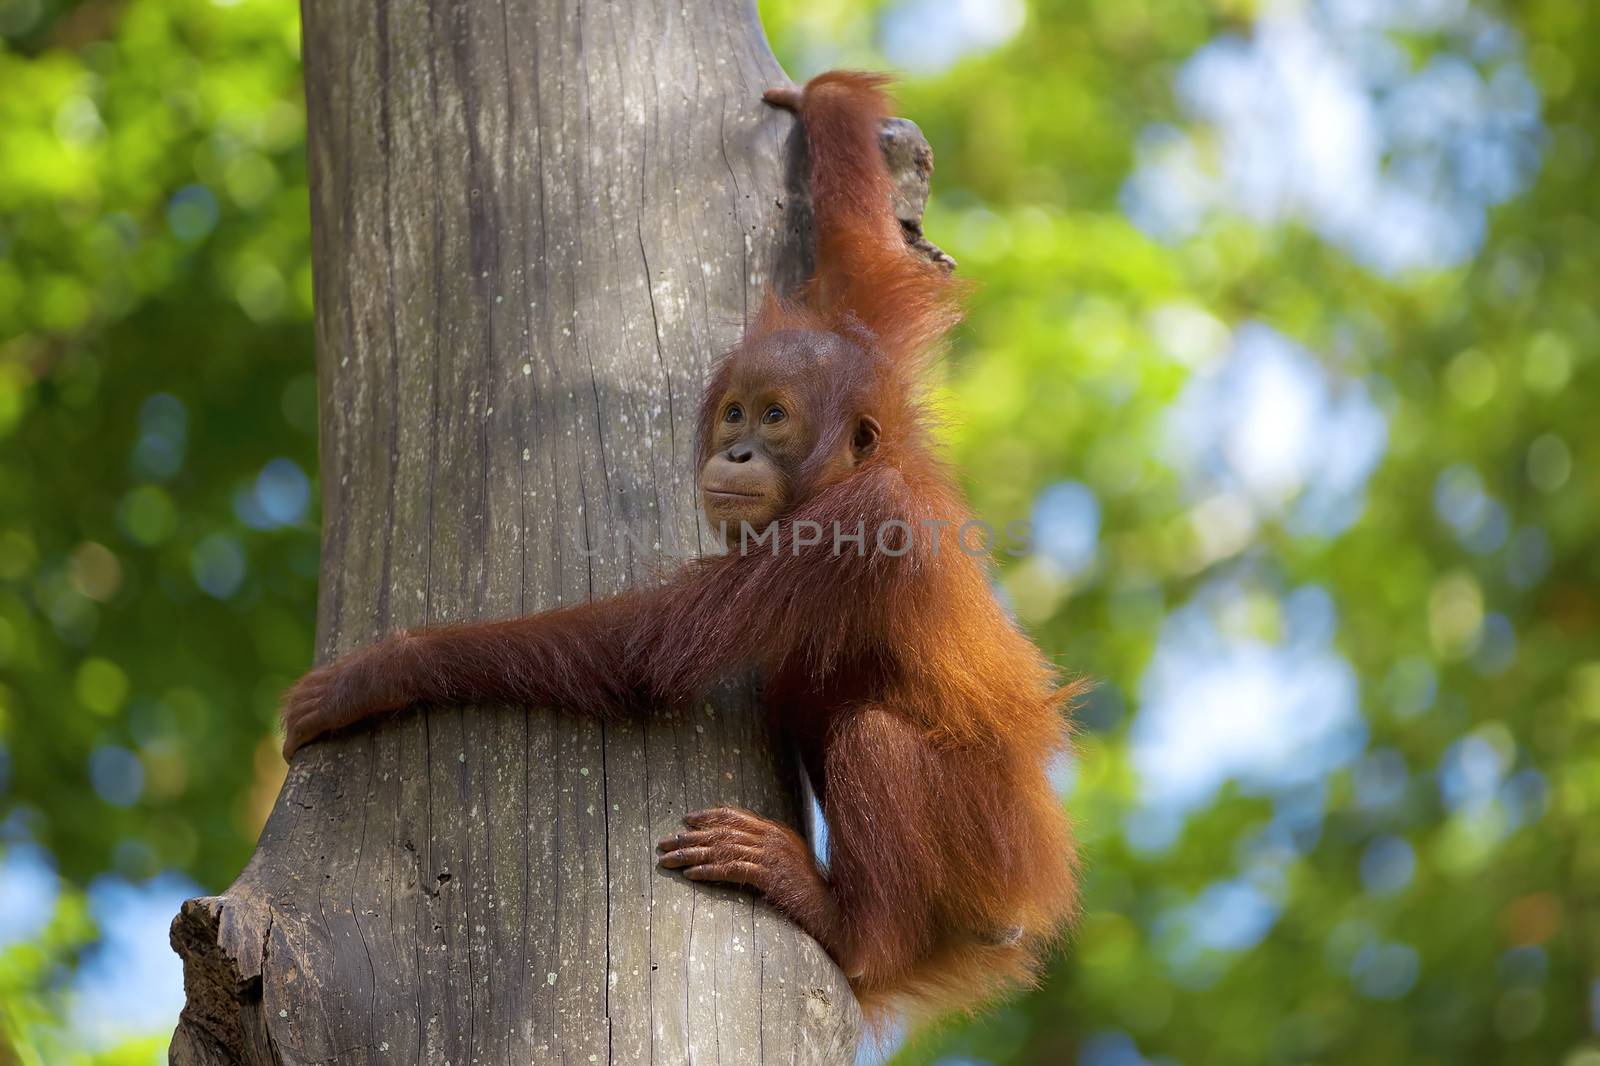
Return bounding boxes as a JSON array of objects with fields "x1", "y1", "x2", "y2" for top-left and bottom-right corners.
[{"x1": 851, "y1": 415, "x2": 881, "y2": 460}]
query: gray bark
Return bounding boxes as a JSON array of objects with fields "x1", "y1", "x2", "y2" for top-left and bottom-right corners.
[{"x1": 167, "y1": 0, "x2": 870, "y2": 1061}]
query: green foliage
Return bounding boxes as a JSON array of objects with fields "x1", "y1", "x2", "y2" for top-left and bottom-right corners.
[
  {"x1": 763, "y1": 1, "x2": 1600, "y2": 1063},
  {"x1": 0, "y1": 0, "x2": 313, "y2": 886},
  {"x1": 2, "y1": 0, "x2": 1597, "y2": 1061},
  {"x1": 1, "y1": 1, "x2": 314, "y2": 1052}
]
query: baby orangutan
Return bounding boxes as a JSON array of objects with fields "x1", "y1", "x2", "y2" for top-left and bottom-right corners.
[{"x1": 282, "y1": 71, "x2": 1079, "y2": 1019}]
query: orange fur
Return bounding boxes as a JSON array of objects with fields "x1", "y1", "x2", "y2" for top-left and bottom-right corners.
[{"x1": 282, "y1": 70, "x2": 1079, "y2": 1025}]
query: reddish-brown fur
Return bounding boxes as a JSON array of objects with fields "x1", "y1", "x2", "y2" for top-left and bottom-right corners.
[{"x1": 282, "y1": 71, "x2": 1080, "y2": 1022}]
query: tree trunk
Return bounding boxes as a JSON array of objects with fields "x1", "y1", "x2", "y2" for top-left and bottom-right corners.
[{"x1": 168, "y1": 0, "x2": 864, "y2": 1061}]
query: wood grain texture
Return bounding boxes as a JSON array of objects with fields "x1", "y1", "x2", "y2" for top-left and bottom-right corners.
[{"x1": 168, "y1": 0, "x2": 865, "y2": 1061}]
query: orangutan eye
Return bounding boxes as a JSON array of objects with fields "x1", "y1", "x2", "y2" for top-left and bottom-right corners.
[
  {"x1": 762, "y1": 404, "x2": 786, "y2": 425},
  {"x1": 724, "y1": 404, "x2": 744, "y2": 424}
]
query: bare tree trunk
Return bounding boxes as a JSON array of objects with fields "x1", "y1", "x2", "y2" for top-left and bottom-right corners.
[{"x1": 168, "y1": 0, "x2": 865, "y2": 1060}]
